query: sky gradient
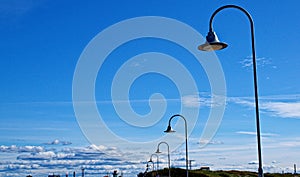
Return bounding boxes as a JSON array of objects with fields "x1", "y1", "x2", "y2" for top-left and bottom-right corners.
[{"x1": 0, "y1": 0, "x2": 300, "y2": 176}]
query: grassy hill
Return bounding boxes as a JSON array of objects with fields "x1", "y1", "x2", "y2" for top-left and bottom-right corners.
[{"x1": 139, "y1": 168, "x2": 298, "y2": 177}]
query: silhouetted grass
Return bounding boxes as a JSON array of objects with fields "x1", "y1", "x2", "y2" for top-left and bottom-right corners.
[{"x1": 140, "y1": 168, "x2": 298, "y2": 177}]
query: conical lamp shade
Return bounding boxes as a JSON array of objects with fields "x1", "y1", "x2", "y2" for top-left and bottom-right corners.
[
  {"x1": 198, "y1": 31, "x2": 228, "y2": 51},
  {"x1": 155, "y1": 149, "x2": 161, "y2": 153},
  {"x1": 164, "y1": 125, "x2": 176, "y2": 133}
]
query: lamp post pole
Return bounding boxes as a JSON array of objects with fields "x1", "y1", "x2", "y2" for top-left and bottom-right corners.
[
  {"x1": 148, "y1": 161, "x2": 155, "y2": 172},
  {"x1": 149, "y1": 154, "x2": 159, "y2": 171},
  {"x1": 146, "y1": 160, "x2": 155, "y2": 176},
  {"x1": 198, "y1": 5, "x2": 263, "y2": 177},
  {"x1": 156, "y1": 141, "x2": 171, "y2": 177},
  {"x1": 164, "y1": 114, "x2": 188, "y2": 177}
]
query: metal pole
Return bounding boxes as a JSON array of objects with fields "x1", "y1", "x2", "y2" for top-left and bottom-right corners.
[
  {"x1": 208, "y1": 5, "x2": 263, "y2": 177},
  {"x1": 150, "y1": 154, "x2": 159, "y2": 171},
  {"x1": 157, "y1": 141, "x2": 171, "y2": 177},
  {"x1": 168, "y1": 114, "x2": 189, "y2": 177}
]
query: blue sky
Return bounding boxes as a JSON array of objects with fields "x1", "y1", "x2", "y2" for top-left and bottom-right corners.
[{"x1": 0, "y1": 0, "x2": 300, "y2": 176}]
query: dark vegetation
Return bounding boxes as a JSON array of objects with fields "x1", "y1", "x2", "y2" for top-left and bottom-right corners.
[{"x1": 138, "y1": 168, "x2": 298, "y2": 177}]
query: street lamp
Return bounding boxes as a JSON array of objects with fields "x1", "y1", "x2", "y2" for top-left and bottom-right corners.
[
  {"x1": 188, "y1": 160, "x2": 195, "y2": 170},
  {"x1": 149, "y1": 154, "x2": 159, "y2": 171},
  {"x1": 146, "y1": 160, "x2": 154, "y2": 173},
  {"x1": 198, "y1": 5, "x2": 263, "y2": 177},
  {"x1": 156, "y1": 141, "x2": 171, "y2": 177},
  {"x1": 164, "y1": 114, "x2": 188, "y2": 177}
]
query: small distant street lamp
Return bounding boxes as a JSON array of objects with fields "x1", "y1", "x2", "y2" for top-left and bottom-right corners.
[
  {"x1": 198, "y1": 4, "x2": 264, "y2": 177},
  {"x1": 164, "y1": 114, "x2": 188, "y2": 177},
  {"x1": 156, "y1": 141, "x2": 171, "y2": 177},
  {"x1": 81, "y1": 168, "x2": 85, "y2": 177},
  {"x1": 147, "y1": 160, "x2": 155, "y2": 172},
  {"x1": 188, "y1": 160, "x2": 195, "y2": 170},
  {"x1": 149, "y1": 154, "x2": 159, "y2": 171}
]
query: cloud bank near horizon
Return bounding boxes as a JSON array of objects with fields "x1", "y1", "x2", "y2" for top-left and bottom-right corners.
[{"x1": 1, "y1": 135, "x2": 299, "y2": 177}]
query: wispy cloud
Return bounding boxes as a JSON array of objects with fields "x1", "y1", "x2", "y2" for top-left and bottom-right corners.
[
  {"x1": 44, "y1": 139, "x2": 72, "y2": 146},
  {"x1": 6, "y1": 92, "x2": 224, "y2": 109},
  {"x1": 198, "y1": 139, "x2": 224, "y2": 145},
  {"x1": 0, "y1": 145, "x2": 44, "y2": 153},
  {"x1": 236, "y1": 131, "x2": 278, "y2": 137},
  {"x1": 182, "y1": 93, "x2": 226, "y2": 108},
  {"x1": 240, "y1": 56, "x2": 276, "y2": 69},
  {"x1": 260, "y1": 101, "x2": 300, "y2": 118},
  {"x1": 75, "y1": 92, "x2": 225, "y2": 109},
  {"x1": 229, "y1": 94, "x2": 300, "y2": 119},
  {"x1": 182, "y1": 95, "x2": 201, "y2": 107}
]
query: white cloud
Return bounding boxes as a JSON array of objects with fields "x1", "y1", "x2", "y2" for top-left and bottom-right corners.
[
  {"x1": 198, "y1": 139, "x2": 224, "y2": 145},
  {"x1": 0, "y1": 144, "x2": 144, "y2": 176},
  {"x1": 229, "y1": 95, "x2": 300, "y2": 119},
  {"x1": 236, "y1": 131, "x2": 278, "y2": 137},
  {"x1": 260, "y1": 102, "x2": 300, "y2": 118},
  {"x1": 248, "y1": 160, "x2": 258, "y2": 165},
  {"x1": 182, "y1": 95, "x2": 201, "y2": 107},
  {"x1": 17, "y1": 151, "x2": 56, "y2": 160},
  {"x1": 45, "y1": 139, "x2": 72, "y2": 146},
  {"x1": 0, "y1": 145, "x2": 44, "y2": 153},
  {"x1": 240, "y1": 56, "x2": 274, "y2": 68},
  {"x1": 182, "y1": 93, "x2": 226, "y2": 108},
  {"x1": 1, "y1": 135, "x2": 300, "y2": 176}
]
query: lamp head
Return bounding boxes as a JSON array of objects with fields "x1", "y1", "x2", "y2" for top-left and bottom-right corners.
[
  {"x1": 148, "y1": 159, "x2": 153, "y2": 163},
  {"x1": 155, "y1": 148, "x2": 161, "y2": 154},
  {"x1": 198, "y1": 31, "x2": 228, "y2": 51},
  {"x1": 164, "y1": 125, "x2": 175, "y2": 133}
]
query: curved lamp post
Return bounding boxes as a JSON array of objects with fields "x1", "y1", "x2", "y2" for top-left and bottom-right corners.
[
  {"x1": 149, "y1": 154, "x2": 159, "y2": 171},
  {"x1": 156, "y1": 141, "x2": 171, "y2": 177},
  {"x1": 198, "y1": 5, "x2": 263, "y2": 177},
  {"x1": 146, "y1": 160, "x2": 154, "y2": 173},
  {"x1": 164, "y1": 114, "x2": 188, "y2": 177}
]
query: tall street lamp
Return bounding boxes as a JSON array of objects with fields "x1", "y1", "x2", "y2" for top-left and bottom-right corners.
[
  {"x1": 149, "y1": 154, "x2": 159, "y2": 171},
  {"x1": 198, "y1": 5, "x2": 263, "y2": 177},
  {"x1": 156, "y1": 141, "x2": 171, "y2": 177},
  {"x1": 164, "y1": 114, "x2": 188, "y2": 177}
]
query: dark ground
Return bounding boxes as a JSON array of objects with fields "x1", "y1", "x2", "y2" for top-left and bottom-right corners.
[{"x1": 138, "y1": 168, "x2": 298, "y2": 177}]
